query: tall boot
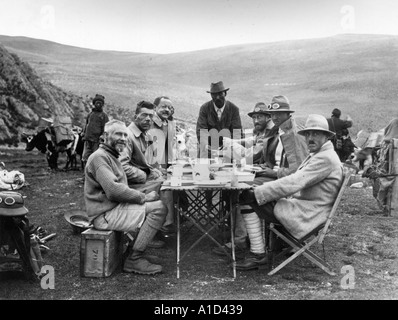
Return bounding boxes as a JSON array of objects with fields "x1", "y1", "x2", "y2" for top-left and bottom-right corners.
[{"x1": 123, "y1": 220, "x2": 163, "y2": 275}]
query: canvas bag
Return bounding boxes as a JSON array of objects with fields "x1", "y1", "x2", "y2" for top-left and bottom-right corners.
[{"x1": 53, "y1": 116, "x2": 74, "y2": 146}]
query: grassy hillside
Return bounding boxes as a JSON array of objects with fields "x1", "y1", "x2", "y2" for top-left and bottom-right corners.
[{"x1": 1, "y1": 34, "x2": 397, "y2": 134}]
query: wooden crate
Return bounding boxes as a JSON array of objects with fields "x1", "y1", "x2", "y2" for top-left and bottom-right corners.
[{"x1": 80, "y1": 229, "x2": 123, "y2": 278}]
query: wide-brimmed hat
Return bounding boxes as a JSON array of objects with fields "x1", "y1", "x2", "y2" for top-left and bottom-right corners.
[
  {"x1": 92, "y1": 94, "x2": 105, "y2": 105},
  {"x1": 266, "y1": 95, "x2": 295, "y2": 113},
  {"x1": 206, "y1": 81, "x2": 230, "y2": 94},
  {"x1": 0, "y1": 191, "x2": 28, "y2": 217},
  {"x1": 64, "y1": 210, "x2": 93, "y2": 234},
  {"x1": 248, "y1": 102, "x2": 270, "y2": 117},
  {"x1": 298, "y1": 114, "x2": 335, "y2": 137}
]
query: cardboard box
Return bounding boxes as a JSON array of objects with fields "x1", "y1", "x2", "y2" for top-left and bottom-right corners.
[{"x1": 80, "y1": 229, "x2": 123, "y2": 278}]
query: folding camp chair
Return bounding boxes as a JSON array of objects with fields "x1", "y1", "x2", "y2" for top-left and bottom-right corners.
[{"x1": 266, "y1": 167, "x2": 353, "y2": 276}]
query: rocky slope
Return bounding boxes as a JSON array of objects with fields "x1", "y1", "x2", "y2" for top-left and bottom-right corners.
[{"x1": 0, "y1": 44, "x2": 91, "y2": 146}]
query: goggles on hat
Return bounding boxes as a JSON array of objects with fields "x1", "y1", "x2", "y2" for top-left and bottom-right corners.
[
  {"x1": 267, "y1": 103, "x2": 281, "y2": 110},
  {"x1": 0, "y1": 196, "x2": 16, "y2": 205}
]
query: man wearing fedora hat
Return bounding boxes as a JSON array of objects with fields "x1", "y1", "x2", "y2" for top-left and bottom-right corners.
[
  {"x1": 85, "y1": 119, "x2": 167, "y2": 275},
  {"x1": 196, "y1": 81, "x2": 242, "y2": 158},
  {"x1": 82, "y1": 94, "x2": 109, "y2": 168},
  {"x1": 222, "y1": 102, "x2": 274, "y2": 163},
  {"x1": 255, "y1": 95, "x2": 308, "y2": 180},
  {"x1": 235, "y1": 114, "x2": 343, "y2": 270}
]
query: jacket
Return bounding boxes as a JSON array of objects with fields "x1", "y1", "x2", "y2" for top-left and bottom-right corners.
[
  {"x1": 119, "y1": 122, "x2": 159, "y2": 184},
  {"x1": 254, "y1": 141, "x2": 343, "y2": 239},
  {"x1": 148, "y1": 114, "x2": 176, "y2": 166},
  {"x1": 259, "y1": 117, "x2": 308, "y2": 178},
  {"x1": 83, "y1": 110, "x2": 109, "y2": 142},
  {"x1": 196, "y1": 100, "x2": 242, "y2": 157}
]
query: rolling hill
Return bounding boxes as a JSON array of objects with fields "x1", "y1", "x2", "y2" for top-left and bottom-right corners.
[
  {"x1": 0, "y1": 43, "x2": 93, "y2": 145},
  {"x1": 1, "y1": 34, "x2": 398, "y2": 136}
]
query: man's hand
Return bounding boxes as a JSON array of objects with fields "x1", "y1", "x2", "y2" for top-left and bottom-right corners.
[
  {"x1": 239, "y1": 189, "x2": 257, "y2": 205},
  {"x1": 150, "y1": 168, "x2": 164, "y2": 179},
  {"x1": 256, "y1": 167, "x2": 278, "y2": 178},
  {"x1": 144, "y1": 191, "x2": 160, "y2": 202}
]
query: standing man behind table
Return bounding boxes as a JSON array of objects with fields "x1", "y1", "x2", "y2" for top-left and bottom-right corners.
[
  {"x1": 119, "y1": 100, "x2": 176, "y2": 237},
  {"x1": 149, "y1": 96, "x2": 177, "y2": 170},
  {"x1": 82, "y1": 94, "x2": 109, "y2": 168},
  {"x1": 196, "y1": 81, "x2": 243, "y2": 159},
  {"x1": 236, "y1": 114, "x2": 343, "y2": 270},
  {"x1": 84, "y1": 119, "x2": 167, "y2": 275}
]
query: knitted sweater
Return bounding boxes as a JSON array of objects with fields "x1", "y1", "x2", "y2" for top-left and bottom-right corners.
[{"x1": 84, "y1": 144, "x2": 146, "y2": 221}]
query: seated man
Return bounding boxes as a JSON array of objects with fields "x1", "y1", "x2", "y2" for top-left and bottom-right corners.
[
  {"x1": 84, "y1": 119, "x2": 167, "y2": 275},
  {"x1": 119, "y1": 101, "x2": 176, "y2": 237},
  {"x1": 236, "y1": 114, "x2": 343, "y2": 270},
  {"x1": 212, "y1": 102, "x2": 274, "y2": 257}
]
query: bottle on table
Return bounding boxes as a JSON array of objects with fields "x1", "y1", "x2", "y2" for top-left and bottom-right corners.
[{"x1": 231, "y1": 159, "x2": 239, "y2": 187}]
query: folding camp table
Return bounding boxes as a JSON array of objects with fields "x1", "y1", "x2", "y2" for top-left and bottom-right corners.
[{"x1": 161, "y1": 181, "x2": 251, "y2": 279}]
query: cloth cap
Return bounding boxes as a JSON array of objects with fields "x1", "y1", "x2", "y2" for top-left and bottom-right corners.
[
  {"x1": 332, "y1": 108, "x2": 341, "y2": 117},
  {"x1": 92, "y1": 94, "x2": 105, "y2": 105}
]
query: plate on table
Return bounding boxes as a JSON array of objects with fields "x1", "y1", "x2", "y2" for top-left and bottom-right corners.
[{"x1": 193, "y1": 180, "x2": 227, "y2": 187}]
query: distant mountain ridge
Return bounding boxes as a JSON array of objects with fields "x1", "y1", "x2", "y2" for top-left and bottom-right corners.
[{"x1": 1, "y1": 34, "x2": 398, "y2": 139}]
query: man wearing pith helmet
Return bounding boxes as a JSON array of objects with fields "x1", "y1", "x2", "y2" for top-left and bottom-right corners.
[
  {"x1": 236, "y1": 114, "x2": 343, "y2": 270},
  {"x1": 196, "y1": 81, "x2": 242, "y2": 158}
]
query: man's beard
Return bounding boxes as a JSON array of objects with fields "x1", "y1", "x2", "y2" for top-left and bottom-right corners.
[
  {"x1": 214, "y1": 98, "x2": 224, "y2": 108},
  {"x1": 113, "y1": 141, "x2": 126, "y2": 153}
]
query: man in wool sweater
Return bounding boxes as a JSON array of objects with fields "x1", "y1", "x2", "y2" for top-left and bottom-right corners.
[{"x1": 84, "y1": 119, "x2": 167, "y2": 275}]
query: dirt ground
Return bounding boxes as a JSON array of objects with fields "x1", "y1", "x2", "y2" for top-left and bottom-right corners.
[{"x1": 0, "y1": 147, "x2": 398, "y2": 301}]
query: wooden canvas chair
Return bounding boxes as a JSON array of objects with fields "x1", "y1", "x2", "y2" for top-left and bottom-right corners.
[{"x1": 266, "y1": 167, "x2": 353, "y2": 276}]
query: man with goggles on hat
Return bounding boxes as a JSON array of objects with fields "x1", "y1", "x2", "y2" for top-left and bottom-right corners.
[
  {"x1": 222, "y1": 102, "x2": 274, "y2": 164},
  {"x1": 212, "y1": 102, "x2": 274, "y2": 258},
  {"x1": 255, "y1": 95, "x2": 308, "y2": 180}
]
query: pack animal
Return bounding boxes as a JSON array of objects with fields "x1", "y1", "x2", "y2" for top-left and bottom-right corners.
[{"x1": 22, "y1": 128, "x2": 84, "y2": 171}]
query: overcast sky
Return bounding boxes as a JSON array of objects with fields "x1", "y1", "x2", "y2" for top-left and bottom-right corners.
[{"x1": 1, "y1": 0, "x2": 398, "y2": 53}]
